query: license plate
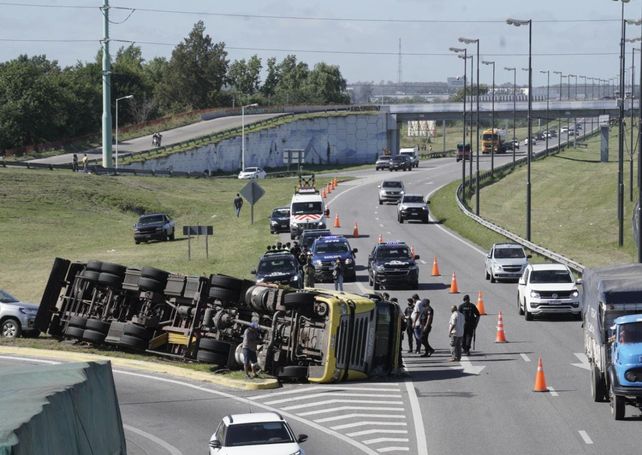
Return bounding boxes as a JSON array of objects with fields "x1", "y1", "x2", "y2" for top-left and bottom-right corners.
[{"x1": 548, "y1": 300, "x2": 561, "y2": 305}]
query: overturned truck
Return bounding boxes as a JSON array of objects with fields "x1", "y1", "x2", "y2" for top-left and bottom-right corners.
[{"x1": 34, "y1": 258, "x2": 402, "y2": 383}]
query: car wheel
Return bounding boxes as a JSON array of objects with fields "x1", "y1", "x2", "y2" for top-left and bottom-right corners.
[
  {"x1": 423, "y1": 216, "x2": 429, "y2": 224},
  {"x1": 85, "y1": 318, "x2": 110, "y2": 334},
  {"x1": 82, "y1": 329, "x2": 107, "y2": 344},
  {"x1": 275, "y1": 365, "x2": 308, "y2": 379},
  {"x1": 517, "y1": 295, "x2": 524, "y2": 315},
  {"x1": 591, "y1": 365, "x2": 607, "y2": 402},
  {"x1": 1, "y1": 318, "x2": 21, "y2": 338},
  {"x1": 485, "y1": 270, "x2": 490, "y2": 280},
  {"x1": 169, "y1": 232, "x2": 175, "y2": 241},
  {"x1": 524, "y1": 301, "x2": 533, "y2": 321},
  {"x1": 373, "y1": 280, "x2": 380, "y2": 290},
  {"x1": 490, "y1": 273, "x2": 496, "y2": 283},
  {"x1": 119, "y1": 334, "x2": 148, "y2": 351},
  {"x1": 135, "y1": 240, "x2": 140, "y2": 244},
  {"x1": 123, "y1": 323, "x2": 151, "y2": 340},
  {"x1": 398, "y1": 215, "x2": 404, "y2": 224},
  {"x1": 610, "y1": 386, "x2": 626, "y2": 420},
  {"x1": 412, "y1": 280, "x2": 419, "y2": 290},
  {"x1": 64, "y1": 326, "x2": 84, "y2": 339},
  {"x1": 368, "y1": 274, "x2": 373, "y2": 286}
]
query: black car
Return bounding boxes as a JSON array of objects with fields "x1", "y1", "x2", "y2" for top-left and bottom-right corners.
[
  {"x1": 367, "y1": 241, "x2": 420, "y2": 290},
  {"x1": 134, "y1": 213, "x2": 175, "y2": 244},
  {"x1": 269, "y1": 207, "x2": 291, "y2": 234},
  {"x1": 252, "y1": 249, "x2": 303, "y2": 289},
  {"x1": 388, "y1": 155, "x2": 412, "y2": 171}
]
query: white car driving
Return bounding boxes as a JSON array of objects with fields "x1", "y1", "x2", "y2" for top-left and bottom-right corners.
[
  {"x1": 517, "y1": 264, "x2": 581, "y2": 321},
  {"x1": 485, "y1": 243, "x2": 530, "y2": 283},
  {"x1": 209, "y1": 412, "x2": 307, "y2": 454},
  {"x1": 238, "y1": 167, "x2": 267, "y2": 179}
]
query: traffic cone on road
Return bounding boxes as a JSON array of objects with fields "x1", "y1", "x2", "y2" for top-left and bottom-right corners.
[
  {"x1": 533, "y1": 356, "x2": 548, "y2": 392},
  {"x1": 449, "y1": 273, "x2": 459, "y2": 293},
  {"x1": 431, "y1": 257, "x2": 441, "y2": 276},
  {"x1": 495, "y1": 312, "x2": 507, "y2": 343},
  {"x1": 333, "y1": 177, "x2": 337, "y2": 188},
  {"x1": 476, "y1": 291, "x2": 487, "y2": 315},
  {"x1": 378, "y1": 233, "x2": 384, "y2": 243},
  {"x1": 334, "y1": 214, "x2": 341, "y2": 228},
  {"x1": 322, "y1": 188, "x2": 327, "y2": 198},
  {"x1": 326, "y1": 183, "x2": 332, "y2": 194},
  {"x1": 353, "y1": 223, "x2": 360, "y2": 238}
]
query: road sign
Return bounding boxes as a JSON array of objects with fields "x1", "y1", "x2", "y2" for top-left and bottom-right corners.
[
  {"x1": 182, "y1": 225, "x2": 214, "y2": 260},
  {"x1": 240, "y1": 180, "x2": 265, "y2": 205}
]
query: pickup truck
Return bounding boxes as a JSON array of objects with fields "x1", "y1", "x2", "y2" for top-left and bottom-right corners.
[
  {"x1": 583, "y1": 264, "x2": 642, "y2": 420},
  {"x1": 134, "y1": 213, "x2": 175, "y2": 244}
]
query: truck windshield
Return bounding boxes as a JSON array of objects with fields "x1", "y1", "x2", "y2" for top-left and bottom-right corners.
[
  {"x1": 139, "y1": 215, "x2": 164, "y2": 224},
  {"x1": 292, "y1": 202, "x2": 322, "y2": 215},
  {"x1": 482, "y1": 134, "x2": 500, "y2": 141},
  {"x1": 530, "y1": 270, "x2": 572, "y2": 283},
  {"x1": 619, "y1": 322, "x2": 642, "y2": 344}
]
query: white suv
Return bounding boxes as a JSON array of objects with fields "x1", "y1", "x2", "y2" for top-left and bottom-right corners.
[
  {"x1": 378, "y1": 180, "x2": 405, "y2": 204},
  {"x1": 517, "y1": 264, "x2": 581, "y2": 321},
  {"x1": 0, "y1": 289, "x2": 39, "y2": 338},
  {"x1": 485, "y1": 243, "x2": 530, "y2": 282},
  {"x1": 209, "y1": 412, "x2": 307, "y2": 454}
]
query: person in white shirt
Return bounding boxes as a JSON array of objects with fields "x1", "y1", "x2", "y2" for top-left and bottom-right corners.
[{"x1": 448, "y1": 305, "x2": 465, "y2": 361}]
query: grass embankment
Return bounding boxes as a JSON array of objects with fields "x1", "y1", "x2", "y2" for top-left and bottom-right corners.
[
  {"x1": 0, "y1": 168, "x2": 335, "y2": 301},
  {"x1": 430, "y1": 126, "x2": 639, "y2": 268}
]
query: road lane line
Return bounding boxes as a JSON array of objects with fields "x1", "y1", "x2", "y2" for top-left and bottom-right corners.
[
  {"x1": 264, "y1": 392, "x2": 402, "y2": 405},
  {"x1": 571, "y1": 353, "x2": 591, "y2": 370},
  {"x1": 249, "y1": 385, "x2": 400, "y2": 400},
  {"x1": 298, "y1": 406, "x2": 405, "y2": 417},
  {"x1": 347, "y1": 429, "x2": 409, "y2": 437},
  {"x1": 578, "y1": 430, "x2": 593, "y2": 445},
  {"x1": 520, "y1": 353, "x2": 531, "y2": 362},
  {"x1": 363, "y1": 437, "x2": 409, "y2": 445},
  {"x1": 331, "y1": 422, "x2": 408, "y2": 430},
  {"x1": 547, "y1": 386, "x2": 559, "y2": 397},
  {"x1": 283, "y1": 399, "x2": 404, "y2": 411},
  {"x1": 419, "y1": 260, "x2": 427, "y2": 265},
  {"x1": 316, "y1": 413, "x2": 406, "y2": 423},
  {"x1": 123, "y1": 424, "x2": 183, "y2": 455},
  {"x1": 405, "y1": 381, "x2": 428, "y2": 455},
  {"x1": 378, "y1": 447, "x2": 410, "y2": 453}
]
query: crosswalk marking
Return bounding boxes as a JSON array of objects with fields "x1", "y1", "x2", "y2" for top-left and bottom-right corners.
[
  {"x1": 363, "y1": 437, "x2": 410, "y2": 445},
  {"x1": 283, "y1": 399, "x2": 403, "y2": 411},
  {"x1": 331, "y1": 421, "x2": 408, "y2": 430},
  {"x1": 263, "y1": 392, "x2": 402, "y2": 405},
  {"x1": 315, "y1": 413, "x2": 406, "y2": 423},
  {"x1": 378, "y1": 447, "x2": 410, "y2": 453},
  {"x1": 347, "y1": 429, "x2": 409, "y2": 437},
  {"x1": 248, "y1": 384, "x2": 400, "y2": 400},
  {"x1": 298, "y1": 406, "x2": 405, "y2": 417}
]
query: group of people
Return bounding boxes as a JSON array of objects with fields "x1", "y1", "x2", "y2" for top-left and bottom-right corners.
[
  {"x1": 71, "y1": 153, "x2": 89, "y2": 172},
  {"x1": 402, "y1": 293, "x2": 480, "y2": 361}
]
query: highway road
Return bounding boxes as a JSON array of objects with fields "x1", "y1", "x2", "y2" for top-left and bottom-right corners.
[
  {"x1": 29, "y1": 113, "x2": 282, "y2": 165},
  {"x1": 5, "y1": 120, "x2": 631, "y2": 455}
]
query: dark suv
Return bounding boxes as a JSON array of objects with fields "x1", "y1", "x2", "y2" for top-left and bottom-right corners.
[
  {"x1": 368, "y1": 241, "x2": 420, "y2": 290},
  {"x1": 388, "y1": 155, "x2": 412, "y2": 171},
  {"x1": 269, "y1": 207, "x2": 291, "y2": 234},
  {"x1": 252, "y1": 249, "x2": 303, "y2": 289}
]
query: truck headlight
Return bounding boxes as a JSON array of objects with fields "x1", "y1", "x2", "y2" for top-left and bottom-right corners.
[
  {"x1": 493, "y1": 264, "x2": 503, "y2": 272},
  {"x1": 317, "y1": 221, "x2": 326, "y2": 227},
  {"x1": 344, "y1": 258, "x2": 353, "y2": 265},
  {"x1": 270, "y1": 221, "x2": 277, "y2": 225},
  {"x1": 625, "y1": 370, "x2": 638, "y2": 382},
  {"x1": 530, "y1": 290, "x2": 540, "y2": 299},
  {"x1": 571, "y1": 290, "x2": 579, "y2": 298}
]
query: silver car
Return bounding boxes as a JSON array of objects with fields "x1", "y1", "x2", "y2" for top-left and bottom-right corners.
[
  {"x1": 397, "y1": 194, "x2": 429, "y2": 223},
  {"x1": 378, "y1": 180, "x2": 405, "y2": 205},
  {"x1": 0, "y1": 289, "x2": 40, "y2": 338},
  {"x1": 485, "y1": 243, "x2": 530, "y2": 283}
]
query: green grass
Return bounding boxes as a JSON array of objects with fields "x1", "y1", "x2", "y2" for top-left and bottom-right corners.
[{"x1": 0, "y1": 167, "x2": 337, "y2": 301}]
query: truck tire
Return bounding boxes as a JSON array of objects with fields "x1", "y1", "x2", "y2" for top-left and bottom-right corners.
[
  {"x1": 210, "y1": 275, "x2": 245, "y2": 291},
  {"x1": 123, "y1": 323, "x2": 151, "y2": 340},
  {"x1": 610, "y1": 385, "x2": 626, "y2": 420},
  {"x1": 591, "y1": 366, "x2": 607, "y2": 402},
  {"x1": 284, "y1": 293, "x2": 314, "y2": 316},
  {"x1": 119, "y1": 335, "x2": 148, "y2": 351},
  {"x1": 68, "y1": 316, "x2": 87, "y2": 329},
  {"x1": 85, "y1": 260, "x2": 103, "y2": 272},
  {"x1": 209, "y1": 287, "x2": 240, "y2": 305},
  {"x1": 98, "y1": 272, "x2": 123, "y2": 287},
  {"x1": 100, "y1": 262, "x2": 126, "y2": 276},
  {"x1": 64, "y1": 326, "x2": 84, "y2": 339},
  {"x1": 196, "y1": 350, "x2": 228, "y2": 365},
  {"x1": 80, "y1": 271, "x2": 100, "y2": 282},
  {"x1": 138, "y1": 277, "x2": 165, "y2": 293},
  {"x1": 275, "y1": 365, "x2": 308, "y2": 379},
  {"x1": 140, "y1": 267, "x2": 169, "y2": 282},
  {"x1": 85, "y1": 319, "x2": 110, "y2": 334},
  {"x1": 198, "y1": 338, "x2": 231, "y2": 355},
  {"x1": 82, "y1": 329, "x2": 106, "y2": 344}
]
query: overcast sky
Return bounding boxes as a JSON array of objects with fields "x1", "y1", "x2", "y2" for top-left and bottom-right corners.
[{"x1": 1, "y1": 0, "x2": 641, "y2": 86}]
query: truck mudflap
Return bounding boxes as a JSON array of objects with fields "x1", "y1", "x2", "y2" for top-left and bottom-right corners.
[{"x1": 34, "y1": 257, "x2": 71, "y2": 332}]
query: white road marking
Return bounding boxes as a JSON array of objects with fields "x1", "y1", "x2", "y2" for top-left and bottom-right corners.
[
  {"x1": 547, "y1": 386, "x2": 559, "y2": 397},
  {"x1": 520, "y1": 353, "x2": 531, "y2": 362},
  {"x1": 0, "y1": 355, "x2": 59, "y2": 364},
  {"x1": 124, "y1": 424, "x2": 183, "y2": 455},
  {"x1": 316, "y1": 413, "x2": 406, "y2": 423},
  {"x1": 405, "y1": 381, "x2": 429, "y2": 455},
  {"x1": 378, "y1": 447, "x2": 410, "y2": 453},
  {"x1": 347, "y1": 429, "x2": 409, "y2": 437},
  {"x1": 298, "y1": 406, "x2": 405, "y2": 417},
  {"x1": 363, "y1": 437, "x2": 410, "y2": 445},
  {"x1": 578, "y1": 430, "x2": 593, "y2": 445},
  {"x1": 571, "y1": 353, "x2": 591, "y2": 371},
  {"x1": 380, "y1": 223, "x2": 384, "y2": 228},
  {"x1": 283, "y1": 399, "x2": 404, "y2": 411},
  {"x1": 450, "y1": 356, "x2": 485, "y2": 375},
  {"x1": 263, "y1": 392, "x2": 402, "y2": 405},
  {"x1": 249, "y1": 385, "x2": 400, "y2": 401},
  {"x1": 419, "y1": 260, "x2": 427, "y2": 265},
  {"x1": 331, "y1": 422, "x2": 408, "y2": 430}
]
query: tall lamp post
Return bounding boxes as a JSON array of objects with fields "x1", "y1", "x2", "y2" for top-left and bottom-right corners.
[
  {"x1": 626, "y1": 30, "x2": 642, "y2": 203},
  {"x1": 241, "y1": 103, "x2": 259, "y2": 171},
  {"x1": 115, "y1": 94, "x2": 133, "y2": 172},
  {"x1": 505, "y1": 67, "x2": 517, "y2": 168},
  {"x1": 540, "y1": 70, "x2": 550, "y2": 155},
  {"x1": 459, "y1": 37, "x2": 481, "y2": 215},
  {"x1": 507, "y1": 17, "x2": 533, "y2": 241},
  {"x1": 553, "y1": 71, "x2": 564, "y2": 151},
  {"x1": 450, "y1": 47, "x2": 468, "y2": 193},
  {"x1": 615, "y1": 0, "x2": 630, "y2": 247},
  {"x1": 482, "y1": 60, "x2": 496, "y2": 176}
]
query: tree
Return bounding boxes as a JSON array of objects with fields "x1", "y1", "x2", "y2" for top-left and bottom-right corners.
[
  {"x1": 305, "y1": 63, "x2": 349, "y2": 104},
  {"x1": 227, "y1": 55, "x2": 262, "y2": 99},
  {"x1": 273, "y1": 55, "x2": 309, "y2": 104},
  {"x1": 158, "y1": 21, "x2": 229, "y2": 111},
  {"x1": 261, "y1": 57, "x2": 279, "y2": 100}
]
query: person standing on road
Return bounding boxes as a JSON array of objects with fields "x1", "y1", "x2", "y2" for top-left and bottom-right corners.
[
  {"x1": 403, "y1": 298, "x2": 415, "y2": 353},
  {"x1": 448, "y1": 305, "x2": 465, "y2": 361},
  {"x1": 419, "y1": 299, "x2": 435, "y2": 357},
  {"x1": 333, "y1": 258, "x2": 345, "y2": 291},
  {"x1": 81, "y1": 153, "x2": 88, "y2": 172},
  {"x1": 242, "y1": 322, "x2": 260, "y2": 379},
  {"x1": 303, "y1": 256, "x2": 315, "y2": 288},
  {"x1": 458, "y1": 294, "x2": 480, "y2": 356},
  {"x1": 234, "y1": 193, "x2": 243, "y2": 217},
  {"x1": 72, "y1": 154, "x2": 78, "y2": 172},
  {"x1": 411, "y1": 297, "x2": 426, "y2": 354}
]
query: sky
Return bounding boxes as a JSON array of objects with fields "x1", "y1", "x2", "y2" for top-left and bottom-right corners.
[{"x1": 1, "y1": 0, "x2": 641, "y2": 87}]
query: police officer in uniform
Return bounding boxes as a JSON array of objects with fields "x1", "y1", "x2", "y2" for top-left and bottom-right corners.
[{"x1": 458, "y1": 294, "x2": 480, "y2": 356}]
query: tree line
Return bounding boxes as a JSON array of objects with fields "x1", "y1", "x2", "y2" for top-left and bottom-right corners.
[{"x1": 0, "y1": 21, "x2": 350, "y2": 151}]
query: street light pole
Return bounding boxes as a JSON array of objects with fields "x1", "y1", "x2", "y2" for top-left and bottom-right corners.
[
  {"x1": 483, "y1": 60, "x2": 496, "y2": 177},
  {"x1": 540, "y1": 70, "x2": 550, "y2": 156},
  {"x1": 115, "y1": 94, "x2": 134, "y2": 172},
  {"x1": 554, "y1": 71, "x2": 564, "y2": 151},
  {"x1": 451, "y1": 47, "x2": 468, "y2": 195},
  {"x1": 241, "y1": 103, "x2": 259, "y2": 171},
  {"x1": 505, "y1": 67, "x2": 517, "y2": 168},
  {"x1": 507, "y1": 17, "x2": 533, "y2": 241},
  {"x1": 626, "y1": 31, "x2": 642, "y2": 203},
  {"x1": 616, "y1": 0, "x2": 630, "y2": 247}
]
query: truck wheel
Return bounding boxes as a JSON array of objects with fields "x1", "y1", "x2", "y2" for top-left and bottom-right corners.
[
  {"x1": 98, "y1": 272, "x2": 123, "y2": 287},
  {"x1": 140, "y1": 267, "x2": 169, "y2": 282},
  {"x1": 610, "y1": 386, "x2": 626, "y2": 420},
  {"x1": 123, "y1": 323, "x2": 151, "y2": 340},
  {"x1": 198, "y1": 338, "x2": 232, "y2": 355},
  {"x1": 119, "y1": 335, "x2": 148, "y2": 351},
  {"x1": 138, "y1": 277, "x2": 165, "y2": 293},
  {"x1": 82, "y1": 329, "x2": 106, "y2": 344},
  {"x1": 64, "y1": 326, "x2": 84, "y2": 339},
  {"x1": 517, "y1": 296, "x2": 524, "y2": 315},
  {"x1": 85, "y1": 319, "x2": 110, "y2": 334},
  {"x1": 210, "y1": 275, "x2": 246, "y2": 291},
  {"x1": 275, "y1": 365, "x2": 308, "y2": 379},
  {"x1": 591, "y1": 366, "x2": 607, "y2": 402},
  {"x1": 85, "y1": 260, "x2": 103, "y2": 272},
  {"x1": 209, "y1": 287, "x2": 241, "y2": 305},
  {"x1": 68, "y1": 316, "x2": 88, "y2": 329},
  {"x1": 1, "y1": 318, "x2": 21, "y2": 338},
  {"x1": 80, "y1": 271, "x2": 100, "y2": 282},
  {"x1": 196, "y1": 350, "x2": 228, "y2": 365},
  {"x1": 100, "y1": 262, "x2": 126, "y2": 276}
]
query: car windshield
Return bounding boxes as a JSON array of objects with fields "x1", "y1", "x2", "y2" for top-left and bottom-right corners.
[
  {"x1": 530, "y1": 269, "x2": 573, "y2": 284},
  {"x1": 402, "y1": 196, "x2": 424, "y2": 203},
  {"x1": 619, "y1": 322, "x2": 642, "y2": 344},
  {"x1": 243, "y1": 167, "x2": 258, "y2": 172},
  {"x1": 314, "y1": 242, "x2": 349, "y2": 254},
  {"x1": 258, "y1": 258, "x2": 296, "y2": 275},
  {"x1": 391, "y1": 156, "x2": 404, "y2": 162},
  {"x1": 0, "y1": 290, "x2": 19, "y2": 303},
  {"x1": 138, "y1": 215, "x2": 164, "y2": 224},
  {"x1": 382, "y1": 182, "x2": 403, "y2": 189},
  {"x1": 225, "y1": 422, "x2": 294, "y2": 447},
  {"x1": 292, "y1": 202, "x2": 322, "y2": 215},
  {"x1": 377, "y1": 155, "x2": 390, "y2": 161},
  {"x1": 494, "y1": 247, "x2": 525, "y2": 259},
  {"x1": 302, "y1": 232, "x2": 330, "y2": 248},
  {"x1": 272, "y1": 208, "x2": 289, "y2": 217},
  {"x1": 377, "y1": 247, "x2": 410, "y2": 259}
]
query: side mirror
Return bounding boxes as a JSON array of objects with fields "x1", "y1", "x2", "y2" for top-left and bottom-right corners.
[
  {"x1": 527, "y1": 254, "x2": 532, "y2": 259},
  {"x1": 518, "y1": 278, "x2": 525, "y2": 286},
  {"x1": 297, "y1": 434, "x2": 308, "y2": 443},
  {"x1": 251, "y1": 270, "x2": 257, "y2": 275},
  {"x1": 414, "y1": 255, "x2": 420, "y2": 260},
  {"x1": 487, "y1": 254, "x2": 491, "y2": 259},
  {"x1": 576, "y1": 279, "x2": 583, "y2": 285},
  {"x1": 209, "y1": 440, "x2": 221, "y2": 449},
  {"x1": 426, "y1": 200, "x2": 431, "y2": 204},
  {"x1": 353, "y1": 248, "x2": 358, "y2": 254}
]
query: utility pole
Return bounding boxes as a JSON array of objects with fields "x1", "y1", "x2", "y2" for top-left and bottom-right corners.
[
  {"x1": 101, "y1": 0, "x2": 112, "y2": 168},
  {"x1": 397, "y1": 38, "x2": 402, "y2": 84}
]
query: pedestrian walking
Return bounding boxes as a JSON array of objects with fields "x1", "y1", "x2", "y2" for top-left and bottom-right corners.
[
  {"x1": 303, "y1": 256, "x2": 316, "y2": 288},
  {"x1": 81, "y1": 153, "x2": 88, "y2": 172},
  {"x1": 458, "y1": 294, "x2": 480, "y2": 356},
  {"x1": 411, "y1": 298, "x2": 426, "y2": 354},
  {"x1": 448, "y1": 305, "x2": 465, "y2": 361},
  {"x1": 419, "y1": 299, "x2": 435, "y2": 357},
  {"x1": 332, "y1": 258, "x2": 344, "y2": 291},
  {"x1": 403, "y1": 298, "x2": 415, "y2": 353},
  {"x1": 72, "y1": 154, "x2": 78, "y2": 172},
  {"x1": 233, "y1": 193, "x2": 243, "y2": 217},
  {"x1": 242, "y1": 321, "x2": 260, "y2": 378}
]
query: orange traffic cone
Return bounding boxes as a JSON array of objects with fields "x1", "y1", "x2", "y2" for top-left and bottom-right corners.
[
  {"x1": 431, "y1": 257, "x2": 441, "y2": 276},
  {"x1": 334, "y1": 214, "x2": 341, "y2": 228},
  {"x1": 449, "y1": 273, "x2": 459, "y2": 293},
  {"x1": 378, "y1": 234, "x2": 384, "y2": 243},
  {"x1": 322, "y1": 188, "x2": 327, "y2": 198},
  {"x1": 533, "y1": 356, "x2": 548, "y2": 392},
  {"x1": 353, "y1": 223, "x2": 360, "y2": 238},
  {"x1": 476, "y1": 291, "x2": 487, "y2": 315},
  {"x1": 326, "y1": 183, "x2": 332, "y2": 194},
  {"x1": 495, "y1": 311, "x2": 507, "y2": 343},
  {"x1": 333, "y1": 177, "x2": 337, "y2": 188}
]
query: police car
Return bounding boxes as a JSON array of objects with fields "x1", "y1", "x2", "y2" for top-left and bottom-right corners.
[
  {"x1": 367, "y1": 241, "x2": 420, "y2": 290},
  {"x1": 310, "y1": 236, "x2": 358, "y2": 282},
  {"x1": 251, "y1": 248, "x2": 303, "y2": 289}
]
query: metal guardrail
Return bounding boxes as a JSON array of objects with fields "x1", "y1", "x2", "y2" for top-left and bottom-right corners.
[{"x1": 453, "y1": 132, "x2": 598, "y2": 274}]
